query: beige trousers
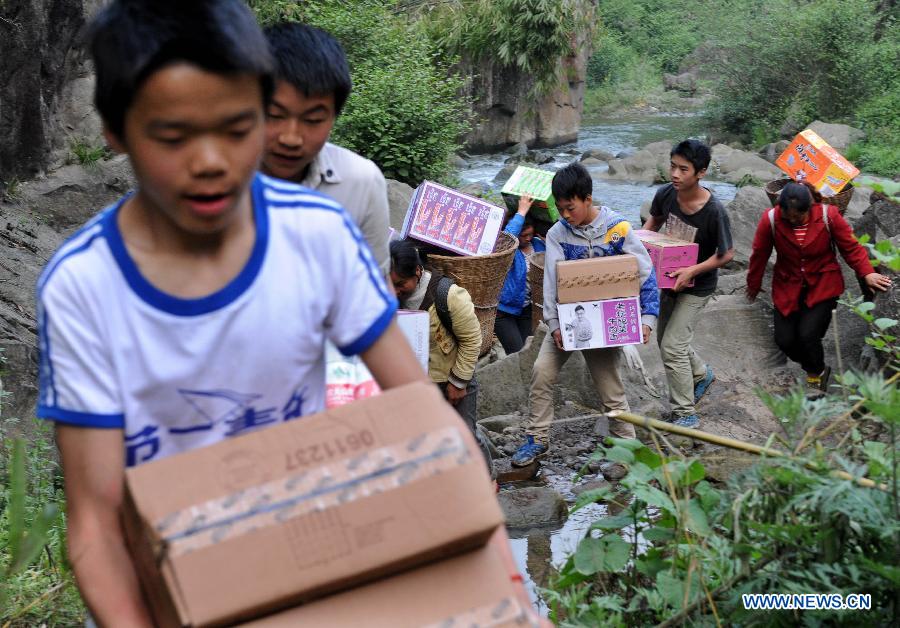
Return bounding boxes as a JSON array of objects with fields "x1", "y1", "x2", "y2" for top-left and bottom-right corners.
[
  {"x1": 657, "y1": 291, "x2": 711, "y2": 417},
  {"x1": 526, "y1": 332, "x2": 636, "y2": 442}
]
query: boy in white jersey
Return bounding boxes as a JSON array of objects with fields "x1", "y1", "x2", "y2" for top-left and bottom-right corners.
[{"x1": 36, "y1": 2, "x2": 428, "y2": 624}]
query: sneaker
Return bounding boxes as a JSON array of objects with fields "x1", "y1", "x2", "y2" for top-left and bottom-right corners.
[
  {"x1": 693, "y1": 366, "x2": 716, "y2": 404},
  {"x1": 511, "y1": 435, "x2": 548, "y2": 467},
  {"x1": 673, "y1": 414, "x2": 700, "y2": 429},
  {"x1": 806, "y1": 366, "x2": 831, "y2": 392}
]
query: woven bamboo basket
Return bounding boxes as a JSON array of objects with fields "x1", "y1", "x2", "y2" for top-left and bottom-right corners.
[
  {"x1": 528, "y1": 252, "x2": 545, "y2": 332},
  {"x1": 425, "y1": 231, "x2": 518, "y2": 356},
  {"x1": 765, "y1": 178, "x2": 854, "y2": 215}
]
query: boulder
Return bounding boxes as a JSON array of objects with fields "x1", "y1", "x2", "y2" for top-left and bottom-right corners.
[
  {"x1": 843, "y1": 186, "x2": 873, "y2": 227},
  {"x1": 580, "y1": 157, "x2": 605, "y2": 167},
  {"x1": 18, "y1": 155, "x2": 135, "y2": 232},
  {"x1": 644, "y1": 141, "x2": 674, "y2": 157},
  {"x1": 494, "y1": 458, "x2": 539, "y2": 483},
  {"x1": 498, "y1": 487, "x2": 568, "y2": 528},
  {"x1": 449, "y1": 154, "x2": 468, "y2": 169},
  {"x1": 757, "y1": 140, "x2": 790, "y2": 164},
  {"x1": 725, "y1": 185, "x2": 770, "y2": 265},
  {"x1": 477, "y1": 414, "x2": 524, "y2": 433},
  {"x1": 493, "y1": 162, "x2": 518, "y2": 186},
  {"x1": 715, "y1": 150, "x2": 782, "y2": 184},
  {"x1": 532, "y1": 150, "x2": 555, "y2": 165},
  {"x1": 599, "y1": 148, "x2": 667, "y2": 183},
  {"x1": 504, "y1": 141, "x2": 529, "y2": 156},
  {"x1": 581, "y1": 149, "x2": 614, "y2": 162},
  {"x1": 386, "y1": 178, "x2": 414, "y2": 230},
  {"x1": 807, "y1": 120, "x2": 866, "y2": 151},
  {"x1": 458, "y1": 182, "x2": 490, "y2": 198},
  {"x1": 663, "y1": 72, "x2": 697, "y2": 94},
  {"x1": 615, "y1": 148, "x2": 636, "y2": 160},
  {"x1": 855, "y1": 195, "x2": 900, "y2": 240}
]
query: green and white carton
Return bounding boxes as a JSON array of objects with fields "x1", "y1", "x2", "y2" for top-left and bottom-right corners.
[{"x1": 501, "y1": 165, "x2": 559, "y2": 222}]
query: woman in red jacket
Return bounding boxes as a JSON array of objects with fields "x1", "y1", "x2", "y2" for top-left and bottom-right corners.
[{"x1": 746, "y1": 182, "x2": 892, "y2": 391}]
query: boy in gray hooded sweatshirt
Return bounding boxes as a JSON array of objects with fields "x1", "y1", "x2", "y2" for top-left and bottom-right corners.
[{"x1": 512, "y1": 163, "x2": 659, "y2": 467}]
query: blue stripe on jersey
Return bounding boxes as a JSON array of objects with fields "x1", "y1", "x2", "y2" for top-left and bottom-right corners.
[
  {"x1": 38, "y1": 306, "x2": 56, "y2": 408},
  {"x1": 36, "y1": 404, "x2": 125, "y2": 428},
  {"x1": 260, "y1": 185, "x2": 393, "y2": 308},
  {"x1": 37, "y1": 222, "x2": 107, "y2": 296},
  {"x1": 338, "y1": 300, "x2": 397, "y2": 356},
  {"x1": 102, "y1": 178, "x2": 270, "y2": 316}
]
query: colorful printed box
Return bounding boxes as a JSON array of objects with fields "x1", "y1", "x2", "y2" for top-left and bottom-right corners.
[
  {"x1": 401, "y1": 181, "x2": 504, "y2": 257},
  {"x1": 776, "y1": 129, "x2": 860, "y2": 196},
  {"x1": 558, "y1": 297, "x2": 642, "y2": 351},
  {"x1": 636, "y1": 229, "x2": 699, "y2": 290},
  {"x1": 556, "y1": 254, "x2": 640, "y2": 304},
  {"x1": 500, "y1": 165, "x2": 560, "y2": 223}
]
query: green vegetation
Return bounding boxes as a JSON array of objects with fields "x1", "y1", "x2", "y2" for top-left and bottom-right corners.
[
  {"x1": 585, "y1": 0, "x2": 898, "y2": 176},
  {"x1": 423, "y1": 0, "x2": 596, "y2": 96},
  {"x1": 0, "y1": 432, "x2": 84, "y2": 626},
  {"x1": 546, "y1": 240, "x2": 900, "y2": 626},
  {"x1": 250, "y1": 0, "x2": 468, "y2": 186},
  {"x1": 68, "y1": 137, "x2": 112, "y2": 168}
]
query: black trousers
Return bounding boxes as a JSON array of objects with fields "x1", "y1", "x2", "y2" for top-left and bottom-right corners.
[
  {"x1": 494, "y1": 305, "x2": 533, "y2": 354},
  {"x1": 438, "y1": 378, "x2": 494, "y2": 478},
  {"x1": 773, "y1": 294, "x2": 838, "y2": 375}
]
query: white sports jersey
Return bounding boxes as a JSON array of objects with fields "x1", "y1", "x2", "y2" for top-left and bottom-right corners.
[{"x1": 37, "y1": 174, "x2": 397, "y2": 466}]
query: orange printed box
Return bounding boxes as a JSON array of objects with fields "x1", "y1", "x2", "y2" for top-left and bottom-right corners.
[{"x1": 775, "y1": 129, "x2": 860, "y2": 196}]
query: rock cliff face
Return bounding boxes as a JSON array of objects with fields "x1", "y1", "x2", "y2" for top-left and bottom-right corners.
[
  {"x1": 460, "y1": 40, "x2": 588, "y2": 153},
  {"x1": 0, "y1": 0, "x2": 104, "y2": 185}
]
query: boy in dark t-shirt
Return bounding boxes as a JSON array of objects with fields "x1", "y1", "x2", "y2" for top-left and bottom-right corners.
[{"x1": 642, "y1": 140, "x2": 734, "y2": 428}]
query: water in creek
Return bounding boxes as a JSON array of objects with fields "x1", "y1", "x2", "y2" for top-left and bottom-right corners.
[
  {"x1": 459, "y1": 113, "x2": 738, "y2": 228},
  {"x1": 460, "y1": 113, "x2": 737, "y2": 613}
]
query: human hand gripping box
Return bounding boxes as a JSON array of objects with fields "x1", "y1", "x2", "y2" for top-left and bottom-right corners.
[
  {"x1": 121, "y1": 382, "x2": 504, "y2": 627},
  {"x1": 401, "y1": 181, "x2": 504, "y2": 257},
  {"x1": 635, "y1": 229, "x2": 699, "y2": 290},
  {"x1": 500, "y1": 165, "x2": 560, "y2": 223},
  {"x1": 775, "y1": 129, "x2": 860, "y2": 196},
  {"x1": 555, "y1": 255, "x2": 642, "y2": 351}
]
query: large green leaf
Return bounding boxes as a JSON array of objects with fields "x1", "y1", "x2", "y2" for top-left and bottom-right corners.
[
  {"x1": 574, "y1": 535, "x2": 631, "y2": 575},
  {"x1": 632, "y1": 484, "x2": 675, "y2": 512}
]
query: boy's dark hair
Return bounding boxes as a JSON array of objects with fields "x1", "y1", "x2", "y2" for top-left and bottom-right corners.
[
  {"x1": 552, "y1": 163, "x2": 593, "y2": 201},
  {"x1": 89, "y1": 0, "x2": 274, "y2": 139},
  {"x1": 390, "y1": 239, "x2": 424, "y2": 279},
  {"x1": 265, "y1": 23, "x2": 352, "y2": 114},
  {"x1": 575, "y1": 305, "x2": 585, "y2": 312},
  {"x1": 670, "y1": 139, "x2": 711, "y2": 173},
  {"x1": 779, "y1": 182, "x2": 814, "y2": 213}
]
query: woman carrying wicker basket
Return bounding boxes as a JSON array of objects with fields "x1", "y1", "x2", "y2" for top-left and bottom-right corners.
[
  {"x1": 746, "y1": 182, "x2": 892, "y2": 393},
  {"x1": 389, "y1": 239, "x2": 494, "y2": 475}
]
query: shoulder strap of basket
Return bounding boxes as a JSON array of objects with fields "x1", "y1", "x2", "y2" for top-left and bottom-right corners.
[
  {"x1": 768, "y1": 208, "x2": 776, "y2": 239},
  {"x1": 823, "y1": 204, "x2": 836, "y2": 253},
  {"x1": 434, "y1": 276, "x2": 455, "y2": 337}
]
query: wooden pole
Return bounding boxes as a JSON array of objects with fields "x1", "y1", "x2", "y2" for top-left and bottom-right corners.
[{"x1": 613, "y1": 411, "x2": 887, "y2": 491}]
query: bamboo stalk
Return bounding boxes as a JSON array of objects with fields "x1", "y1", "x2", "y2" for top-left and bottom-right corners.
[{"x1": 614, "y1": 411, "x2": 887, "y2": 491}]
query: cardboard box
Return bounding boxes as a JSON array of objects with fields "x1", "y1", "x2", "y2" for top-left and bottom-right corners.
[
  {"x1": 501, "y1": 165, "x2": 560, "y2": 223},
  {"x1": 559, "y1": 297, "x2": 642, "y2": 351},
  {"x1": 397, "y1": 309, "x2": 430, "y2": 372},
  {"x1": 776, "y1": 129, "x2": 860, "y2": 196},
  {"x1": 401, "y1": 181, "x2": 504, "y2": 256},
  {"x1": 636, "y1": 229, "x2": 699, "y2": 290},
  {"x1": 240, "y1": 544, "x2": 538, "y2": 628},
  {"x1": 122, "y1": 382, "x2": 504, "y2": 627},
  {"x1": 556, "y1": 254, "x2": 640, "y2": 304}
]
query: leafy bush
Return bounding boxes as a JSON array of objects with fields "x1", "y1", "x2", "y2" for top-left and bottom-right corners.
[
  {"x1": 425, "y1": 0, "x2": 595, "y2": 96},
  {"x1": 703, "y1": 0, "x2": 899, "y2": 175},
  {"x1": 546, "y1": 239, "x2": 900, "y2": 626},
  {"x1": 249, "y1": 0, "x2": 468, "y2": 186},
  {"x1": 0, "y1": 431, "x2": 84, "y2": 626}
]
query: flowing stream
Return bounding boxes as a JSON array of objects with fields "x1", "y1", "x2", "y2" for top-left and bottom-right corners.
[
  {"x1": 459, "y1": 113, "x2": 738, "y2": 228},
  {"x1": 458, "y1": 113, "x2": 738, "y2": 613}
]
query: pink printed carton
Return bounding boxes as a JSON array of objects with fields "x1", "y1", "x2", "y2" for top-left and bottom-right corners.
[
  {"x1": 401, "y1": 181, "x2": 504, "y2": 257},
  {"x1": 558, "y1": 296, "x2": 642, "y2": 351},
  {"x1": 635, "y1": 229, "x2": 699, "y2": 290}
]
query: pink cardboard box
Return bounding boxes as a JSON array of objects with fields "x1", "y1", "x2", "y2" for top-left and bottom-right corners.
[
  {"x1": 558, "y1": 297, "x2": 642, "y2": 351},
  {"x1": 400, "y1": 181, "x2": 504, "y2": 257},
  {"x1": 635, "y1": 229, "x2": 699, "y2": 289}
]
